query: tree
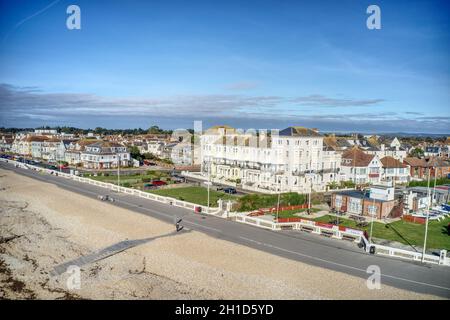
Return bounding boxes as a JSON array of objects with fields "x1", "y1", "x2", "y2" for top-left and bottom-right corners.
[
  {"x1": 148, "y1": 126, "x2": 162, "y2": 134},
  {"x1": 129, "y1": 146, "x2": 142, "y2": 161}
]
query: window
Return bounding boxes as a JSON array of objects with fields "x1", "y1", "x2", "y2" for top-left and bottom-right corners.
[
  {"x1": 349, "y1": 198, "x2": 362, "y2": 213},
  {"x1": 368, "y1": 204, "x2": 377, "y2": 216},
  {"x1": 335, "y1": 196, "x2": 342, "y2": 207}
]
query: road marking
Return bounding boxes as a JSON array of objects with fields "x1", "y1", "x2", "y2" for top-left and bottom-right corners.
[
  {"x1": 117, "y1": 198, "x2": 222, "y2": 233},
  {"x1": 3, "y1": 163, "x2": 450, "y2": 293},
  {"x1": 42, "y1": 177, "x2": 223, "y2": 234},
  {"x1": 238, "y1": 236, "x2": 450, "y2": 292}
]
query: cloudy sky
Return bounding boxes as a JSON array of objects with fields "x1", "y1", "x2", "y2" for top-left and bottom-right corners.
[{"x1": 0, "y1": 0, "x2": 449, "y2": 133}]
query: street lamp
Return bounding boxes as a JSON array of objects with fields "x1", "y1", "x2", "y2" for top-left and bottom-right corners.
[
  {"x1": 117, "y1": 153, "x2": 121, "y2": 187},
  {"x1": 276, "y1": 177, "x2": 281, "y2": 222},
  {"x1": 421, "y1": 168, "x2": 431, "y2": 263},
  {"x1": 369, "y1": 196, "x2": 376, "y2": 241},
  {"x1": 207, "y1": 161, "x2": 211, "y2": 208}
]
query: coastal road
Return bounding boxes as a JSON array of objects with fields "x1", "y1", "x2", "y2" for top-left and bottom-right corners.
[{"x1": 1, "y1": 161, "x2": 449, "y2": 298}]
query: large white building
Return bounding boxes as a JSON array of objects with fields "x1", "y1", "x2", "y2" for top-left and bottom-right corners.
[{"x1": 200, "y1": 126, "x2": 341, "y2": 193}]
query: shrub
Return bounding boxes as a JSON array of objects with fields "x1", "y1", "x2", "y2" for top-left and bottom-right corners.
[{"x1": 408, "y1": 177, "x2": 450, "y2": 188}]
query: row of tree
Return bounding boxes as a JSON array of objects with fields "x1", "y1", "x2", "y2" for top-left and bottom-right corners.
[{"x1": 0, "y1": 125, "x2": 174, "y2": 135}]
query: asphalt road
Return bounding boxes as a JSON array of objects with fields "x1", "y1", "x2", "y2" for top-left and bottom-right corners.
[{"x1": 1, "y1": 161, "x2": 449, "y2": 298}]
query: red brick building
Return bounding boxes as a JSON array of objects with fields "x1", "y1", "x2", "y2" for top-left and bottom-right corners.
[{"x1": 404, "y1": 157, "x2": 450, "y2": 179}]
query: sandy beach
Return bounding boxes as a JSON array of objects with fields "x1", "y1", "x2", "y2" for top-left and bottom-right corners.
[{"x1": 0, "y1": 168, "x2": 441, "y2": 299}]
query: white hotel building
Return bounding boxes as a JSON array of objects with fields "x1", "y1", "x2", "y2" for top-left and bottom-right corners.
[{"x1": 200, "y1": 126, "x2": 341, "y2": 193}]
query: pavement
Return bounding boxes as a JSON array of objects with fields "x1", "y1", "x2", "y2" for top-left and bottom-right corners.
[{"x1": 1, "y1": 160, "x2": 449, "y2": 299}]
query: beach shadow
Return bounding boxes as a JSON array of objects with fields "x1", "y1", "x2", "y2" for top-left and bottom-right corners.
[{"x1": 51, "y1": 228, "x2": 191, "y2": 276}]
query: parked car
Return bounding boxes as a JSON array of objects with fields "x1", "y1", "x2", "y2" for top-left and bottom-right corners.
[
  {"x1": 152, "y1": 180, "x2": 167, "y2": 186},
  {"x1": 171, "y1": 175, "x2": 185, "y2": 183},
  {"x1": 143, "y1": 183, "x2": 157, "y2": 190},
  {"x1": 144, "y1": 160, "x2": 157, "y2": 166},
  {"x1": 223, "y1": 187, "x2": 237, "y2": 194}
]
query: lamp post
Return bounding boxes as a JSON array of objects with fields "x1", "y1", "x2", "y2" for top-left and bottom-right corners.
[
  {"x1": 117, "y1": 154, "x2": 120, "y2": 187},
  {"x1": 207, "y1": 162, "x2": 210, "y2": 208},
  {"x1": 421, "y1": 168, "x2": 431, "y2": 263},
  {"x1": 369, "y1": 196, "x2": 376, "y2": 241},
  {"x1": 276, "y1": 177, "x2": 281, "y2": 221}
]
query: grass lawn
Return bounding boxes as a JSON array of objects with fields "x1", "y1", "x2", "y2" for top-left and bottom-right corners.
[
  {"x1": 148, "y1": 186, "x2": 238, "y2": 207},
  {"x1": 315, "y1": 215, "x2": 450, "y2": 250},
  {"x1": 88, "y1": 171, "x2": 171, "y2": 188},
  {"x1": 273, "y1": 208, "x2": 320, "y2": 219}
]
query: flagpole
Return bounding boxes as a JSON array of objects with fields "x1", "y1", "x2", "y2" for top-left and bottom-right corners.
[
  {"x1": 421, "y1": 168, "x2": 431, "y2": 263},
  {"x1": 276, "y1": 177, "x2": 281, "y2": 221},
  {"x1": 117, "y1": 154, "x2": 120, "y2": 187},
  {"x1": 369, "y1": 195, "x2": 376, "y2": 241}
]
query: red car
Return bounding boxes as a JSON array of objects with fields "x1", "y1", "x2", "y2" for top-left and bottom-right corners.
[{"x1": 152, "y1": 180, "x2": 167, "y2": 186}]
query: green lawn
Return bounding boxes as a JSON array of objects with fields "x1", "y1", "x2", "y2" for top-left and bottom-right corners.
[
  {"x1": 148, "y1": 186, "x2": 238, "y2": 207},
  {"x1": 88, "y1": 171, "x2": 171, "y2": 188},
  {"x1": 315, "y1": 215, "x2": 450, "y2": 250}
]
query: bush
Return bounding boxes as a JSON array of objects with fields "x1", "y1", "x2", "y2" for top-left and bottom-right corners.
[
  {"x1": 340, "y1": 180, "x2": 356, "y2": 188},
  {"x1": 408, "y1": 177, "x2": 450, "y2": 188},
  {"x1": 122, "y1": 182, "x2": 131, "y2": 188}
]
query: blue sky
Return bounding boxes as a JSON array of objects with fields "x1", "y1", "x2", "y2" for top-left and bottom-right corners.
[{"x1": 0, "y1": 0, "x2": 449, "y2": 133}]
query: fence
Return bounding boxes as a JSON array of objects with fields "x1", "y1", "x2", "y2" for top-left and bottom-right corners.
[
  {"x1": 402, "y1": 215, "x2": 426, "y2": 224},
  {"x1": 1, "y1": 159, "x2": 220, "y2": 216},
  {"x1": 372, "y1": 244, "x2": 448, "y2": 266},
  {"x1": 2, "y1": 158, "x2": 449, "y2": 267}
]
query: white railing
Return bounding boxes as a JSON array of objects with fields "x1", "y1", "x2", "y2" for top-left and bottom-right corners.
[
  {"x1": 372, "y1": 244, "x2": 449, "y2": 266},
  {"x1": 2, "y1": 159, "x2": 217, "y2": 216}
]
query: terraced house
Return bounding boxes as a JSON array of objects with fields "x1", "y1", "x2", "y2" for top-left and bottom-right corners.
[
  {"x1": 80, "y1": 141, "x2": 130, "y2": 169},
  {"x1": 200, "y1": 126, "x2": 341, "y2": 193},
  {"x1": 380, "y1": 156, "x2": 409, "y2": 184},
  {"x1": 340, "y1": 148, "x2": 382, "y2": 185}
]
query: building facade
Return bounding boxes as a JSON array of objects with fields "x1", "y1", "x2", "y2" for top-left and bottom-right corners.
[
  {"x1": 80, "y1": 141, "x2": 130, "y2": 169},
  {"x1": 200, "y1": 126, "x2": 341, "y2": 193}
]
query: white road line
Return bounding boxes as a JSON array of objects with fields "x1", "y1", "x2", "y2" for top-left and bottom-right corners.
[
  {"x1": 117, "y1": 198, "x2": 222, "y2": 233},
  {"x1": 4, "y1": 164, "x2": 450, "y2": 293},
  {"x1": 17, "y1": 169, "x2": 223, "y2": 234},
  {"x1": 238, "y1": 236, "x2": 450, "y2": 292},
  {"x1": 48, "y1": 177, "x2": 223, "y2": 234}
]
